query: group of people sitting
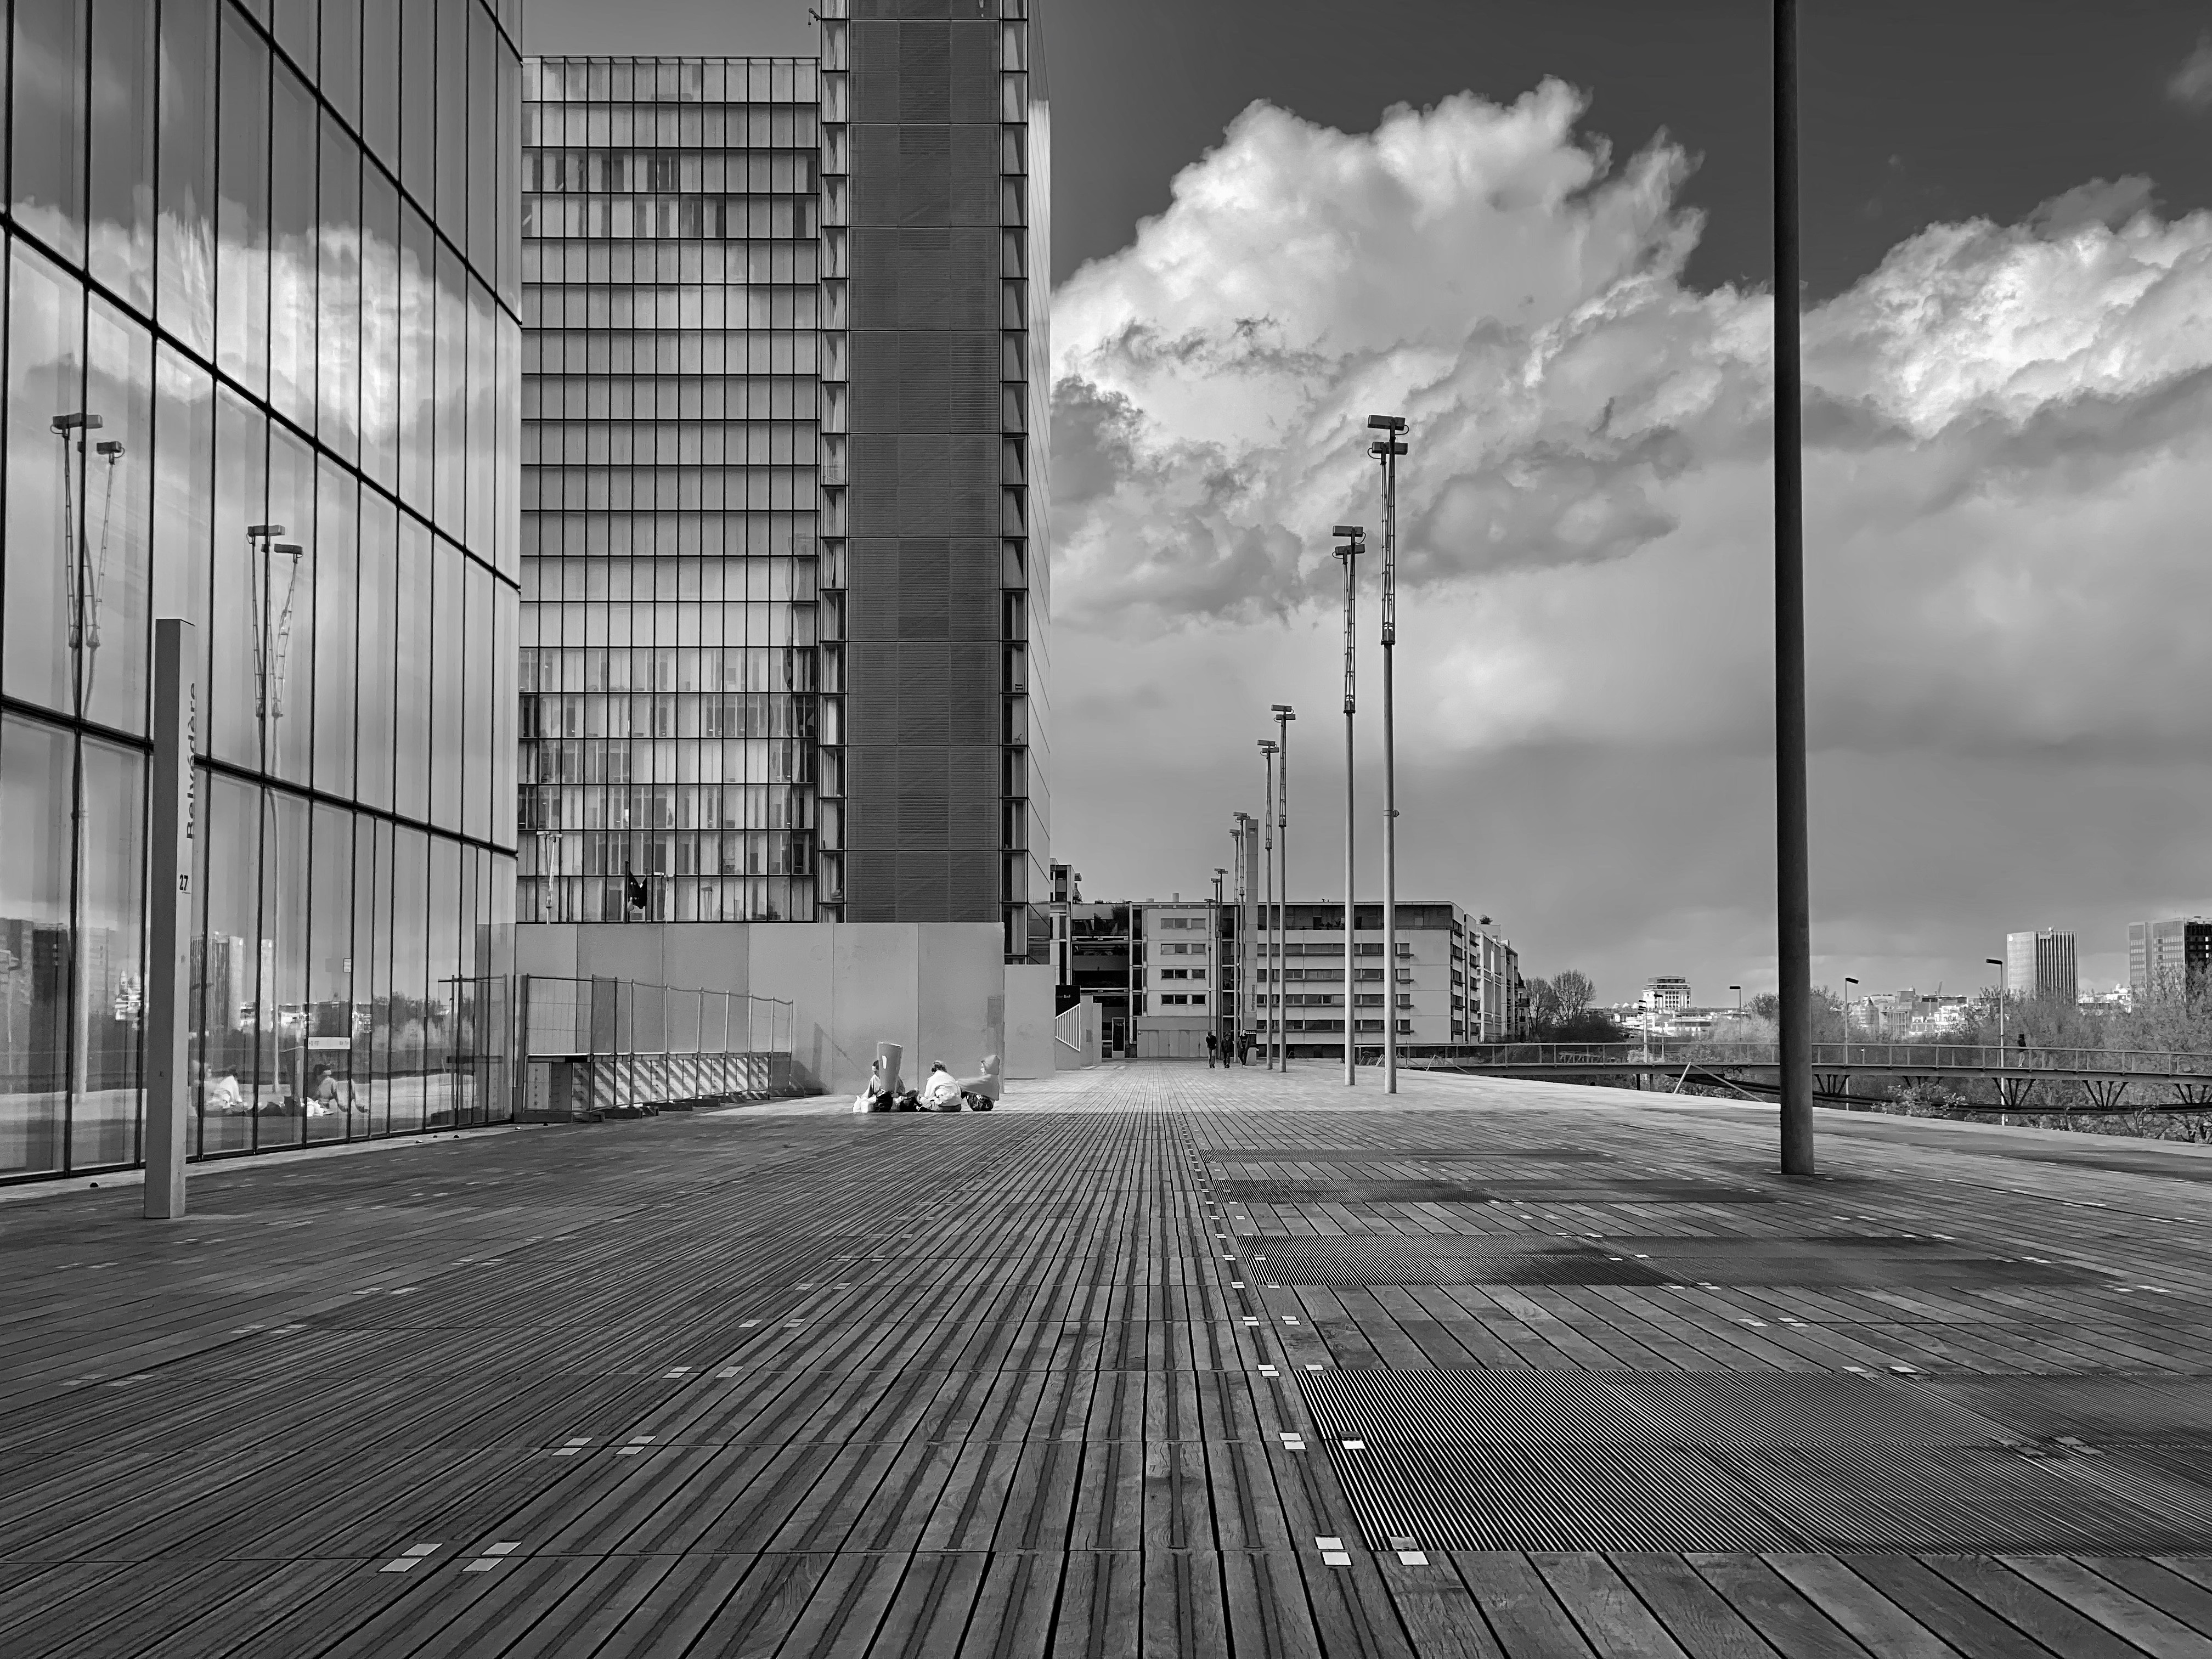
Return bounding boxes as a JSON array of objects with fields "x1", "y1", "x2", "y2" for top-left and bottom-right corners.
[{"x1": 853, "y1": 1053, "x2": 998, "y2": 1114}]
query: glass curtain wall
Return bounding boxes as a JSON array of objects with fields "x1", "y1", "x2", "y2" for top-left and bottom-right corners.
[
  {"x1": 519, "y1": 57, "x2": 824, "y2": 926},
  {"x1": 0, "y1": 0, "x2": 523, "y2": 1182}
]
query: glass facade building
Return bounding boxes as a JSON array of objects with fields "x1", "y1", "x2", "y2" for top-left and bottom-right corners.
[
  {"x1": 0, "y1": 0, "x2": 523, "y2": 1183},
  {"x1": 520, "y1": 0, "x2": 1052, "y2": 956},
  {"x1": 519, "y1": 55, "x2": 827, "y2": 926}
]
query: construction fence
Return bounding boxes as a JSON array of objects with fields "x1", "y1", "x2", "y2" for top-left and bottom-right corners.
[{"x1": 518, "y1": 975, "x2": 799, "y2": 1121}]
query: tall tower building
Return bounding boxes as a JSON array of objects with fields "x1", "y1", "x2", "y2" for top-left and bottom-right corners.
[
  {"x1": 518, "y1": 2, "x2": 1050, "y2": 961},
  {"x1": 2006, "y1": 928, "x2": 2078, "y2": 1004}
]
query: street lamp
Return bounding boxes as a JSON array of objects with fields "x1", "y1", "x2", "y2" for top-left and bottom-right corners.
[
  {"x1": 1271, "y1": 704, "x2": 1295, "y2": 1070},
  {"x1": 1259, "y1": 739, "x2": 1278, "y2": 1070},
  {"x1": 1212, "y1": 867, "x2": 1227, "y2": 1058},
  {"x1": 1729, "y1": 984, "x2": 1742, "y2": 1013},
  {"x1": 1843, "y1": 976, "x2": 1859, "y2": 1071},
  {"x1": 1367, "y1": 415, "x2": 1408, "y2": 1092},
  {"x1": 1333, "y1": 524, "x2": 1364, "y2": 1085},
  {"x1": 1986, "y1": 957, "x2": 2006, "y2": 1067}
]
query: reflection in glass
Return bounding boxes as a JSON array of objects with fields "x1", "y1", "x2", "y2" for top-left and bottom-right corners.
[
  {"x1": 266, "y1": 422, "x2": 316, "y2": 783},
  {"x1": 313, "y1": 460, "x2": 359, "y2": 799},
  {"x1": 82, "y1": 298, "x2": 153, "y2": 735},
  {"x1": 194, "y1": 773, "x2": 259, "y2": 1155},
  {"x1": 88, "y1": 0, "x2": 155, "y2": 310},
  {"x1": 151, "y1": 342, "x2": 213, "y2": 673},
  {"x1": 356, "y1": 488, "x2": 398, "y2": 810},
  {"x1": 257, "y1": 788, "x2": 309, "y2": 1147},
  {"x1": 215, "y1": 5, "x2": 269, "y2": 395},
  {"x1": 387, "y1": 825, "x2": 428, "y2": 1133},
  {"x1": 71, "y1": 736, "x2": 144, "y2": 1168},
  {"x1": 360, "y1": 165, "x2": 400, "y2": 489},
  {"x1": 156, "y1": 0, "x2": 216, "y2": 352},
  {"x1": 394, "y1": 514, "x2": 432, "y2": 821},
  {"x1": 318, "y1": 115, "x2": 362, "y2": 463},
  {"x1": 210, "y1": 387, "x2": 267, "y2": 766},
  {"x1": 305, "y1": 804, "x2": 354, "y2": 1143},
  {"x1": 3, "y1": 241, "x2": 85, "y2": 715},
  {"x1": 0, "y1": 716, "x2": 74, "y2": 1176},
  {"x1": 268, "y1": 58, "x2": 318, "y2": 431},
  {"x1": 13, "y1": 0, "x2": 89, "y2": 263}
]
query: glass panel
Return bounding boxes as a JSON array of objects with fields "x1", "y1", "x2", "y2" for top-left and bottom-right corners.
[
  {"x1": 350, "y1": 811, "x2": 381, "y2": 1130},
  {"x1": 270, "y1": 0, "x2": 315, "y2": 73},
  {"x1": 13, "y1": 0, "x2": 91, "y2": 264},
  {"x1": 462, "y1": 558, "x2": 492, "y2": 843},
  {"x1": 434, "y1": 0, "x2": 466, "y2": 238},
  {"x1": 88, "y1": 0, "x2": 156, "y2": 309},
  {"x1": 433, "y1": 239, "x2": 465, "y2": 533},
  {"x1": 151, "y1": 342, "x2": 215, "y2": 699},
  {"x1": 0, "y1": 716, "x2": 73, "y2": 1176},
  {"x1": 268, "y1": 58, "x2": 319, "y2": 431},
  {"x1": 393, "y1": 512, "x2": 432, "y2": 821},
  {"x1": 360, "y1": 0, "x2": 396, "y2": 175},
  {"x1": 82, "y1": 297, "x2": 154, "y2": 735},
  {"x1": 355, "y1": 489, "x2": 397, "y2": 810},
  {"x1": 316, "y1": 116, "x2": 361, "y2": 462},
  {"x1": 425, "y1": 835, "x2": 459, "y2": 1126},
  {"x1": 359, "y1": 163, "x2": 399, "y2": 489},
  {"x1": 195, "y1": 772, "x2": 259, "y2": 1155},
  {"x1": 398, "y1": 202, "x2": 433, "y2": 511},
  {"x1": 267, "y1": 424, "x2": 317, "y2": 783},
  {"x1": 257, "y1": 788, "x2": 309, "y2": 1145},
  {"x1": 465, "y1": 274, "x2": 494, "y2": 556},
  {"x1": 72, "y1": 736, "x2": 145, "y2": 1169},
  {"x1": 215, "y1": 5, "x2": 270, "y2": 396},
  {"x1": 304, "y1": 803, "x2": 354, "y2": 1142},
  {"x1": 2, "y1": 241, "x2": 85, "y2": 716},
  {"x1": 312, "y1": 460, "x2": 359, "y2": 799},
  {"x1": 319, "y1": 0, "x2": 360, "y2": 133},
  {"x1": 398, "y1": 0, "x2": 433, "y2": 209},
  {"x1": 467, "y1": 1, "x2": 495, "y2": 274},
  {"x1": 430, "y1": 537, "x2": 462, "y2": 829},
  {"x1": 208, "y1": 387, "x2": 266, "y2": 768},
  {"x1": 156, "y1": 0, "x2": 217, "y2": 353},
  {"x1": 385, "y1": 825, "x2": 427, "y2": 1133}
]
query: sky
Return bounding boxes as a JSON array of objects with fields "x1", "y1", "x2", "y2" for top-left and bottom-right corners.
[{"x1": 526, "y1": 1, "x2": 2212, "y2": 1006}]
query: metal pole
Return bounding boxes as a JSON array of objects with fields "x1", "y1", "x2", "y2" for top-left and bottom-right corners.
[
  {"x1": 1272, "y1": 705, "x2": 1295, "y2": 1070},
  {"x1": 144, "y1": 621, "x2": 198, "y2": 1218},
  {"x1": 1368, "y1": 417, "x2": 1406, "y2": 1092},
  {"x1": 1334, "y1": 527, "x2": 1363, "y2": 1085},
  {"x1": 1259, "y1": 740, "x2": 1277, "y2": 1070},
  {"x1": 1774, "y1": 0, "x2": 1815, "y2": 1177}
]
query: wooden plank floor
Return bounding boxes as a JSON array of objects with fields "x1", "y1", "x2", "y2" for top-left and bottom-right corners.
[{"x1": 9, "y1": 1063, "x2": 2212, "y2": 1655}]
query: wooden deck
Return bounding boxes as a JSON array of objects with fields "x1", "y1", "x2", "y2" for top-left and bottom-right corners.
[{"x1": 9, "y1": 1061, "x2": 2212, "y2": 1656}]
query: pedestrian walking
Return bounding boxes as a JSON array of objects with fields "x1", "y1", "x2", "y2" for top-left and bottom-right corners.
[{"x1": 1205, "y1": 1032, "x2": 1218, "y2": 1068}]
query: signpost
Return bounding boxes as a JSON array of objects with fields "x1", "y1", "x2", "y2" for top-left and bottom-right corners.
[{"x1": 144, "y1": 620, "x2": 196, "y2": 1220}]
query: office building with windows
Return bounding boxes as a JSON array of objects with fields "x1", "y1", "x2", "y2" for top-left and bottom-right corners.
[
  {"x1": 517, "y1": 1, "x2": 1051, "y2": 960},
  {"x1": 1, "y1": 1, "x2": 524, "y2": 1183},
  {"x1": 2006, "y1": 928, "x2": 2078, "y2": 1005},
  {"x1": 2130, "y1": 917, "x2": 2212, "y2": 1006},
  {"x1": 1246, "y1": 901, "x2": 1521, "y2": 1058}
]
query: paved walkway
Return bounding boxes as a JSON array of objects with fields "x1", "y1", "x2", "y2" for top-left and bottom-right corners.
[{"x1": 9, "y1": 1062, "x2": 2212, "y2": 1655}]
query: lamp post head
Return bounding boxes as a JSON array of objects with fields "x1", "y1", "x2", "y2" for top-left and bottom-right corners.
[
  {"x1": 49, "y1": 412, "x2": 102, "y2": 433},
  {"x1": 1271, "y1": 703, "x2": 1295, "y2": 721},
  {"x1": 249, "y1": 523, "x2": 286, "y2": 540},
  {"x1": 1258, "y1": 738, "x2": 1277, "y2": 754},
  {"x1": 95, "y1": 440, "x2": 124, "y2": 458},
  {"x1": 1365, "y1": 414, "x2": 1408, "y2": 432},
  {"x1": 275, "y1": 543, "x2": 303, "y2": 561}
]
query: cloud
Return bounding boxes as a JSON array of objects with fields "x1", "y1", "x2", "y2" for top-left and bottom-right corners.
[
  {"x1": 1045, "y1": 86, "x2": 2212, "y2": 1003},
  {"x1": 2169, "y1": 32, "x2": 2212, "y2": 109}
]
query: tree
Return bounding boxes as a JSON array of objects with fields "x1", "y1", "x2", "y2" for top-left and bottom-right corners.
[
  {"x1": 1553, "y1": 970, "x2": 1594, "y2": 1020},
  {"x1": 1525, "y1": 977, "x2": 1561, "y2": 1029},
  {"x1": 1748, "y1": 992, "x2": 1780, "y2": 1022}
]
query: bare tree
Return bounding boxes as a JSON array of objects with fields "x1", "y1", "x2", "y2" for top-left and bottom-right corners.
[{"x1": 1553, "y1": 970, "x2": 1594, "y2": 1019}]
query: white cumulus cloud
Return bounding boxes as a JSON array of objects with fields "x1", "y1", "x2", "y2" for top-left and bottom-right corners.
[{"x1": 1045, "y1": 86, "x2": 2212, "y2": 1003}]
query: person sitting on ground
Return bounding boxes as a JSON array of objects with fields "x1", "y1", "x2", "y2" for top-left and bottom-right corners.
[
  {"x1": 921, "y1": 1061, "x2": 962, "y2": 1112},
  {"x1": 853, "y1": 1056, "x2": 896, "y2": 1114}
]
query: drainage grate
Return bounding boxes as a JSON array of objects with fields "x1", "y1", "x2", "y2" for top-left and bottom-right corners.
[
  {"x1": 1599, "y1": 1236, "x2": 2096, "y2": 1288},
  {"x1": 1304, "y1": 1367, "x2": 2020, "y2": 1451},
  {"x1": 1915, "y1": 1376, "x2": 2212, "y2": 1443},
  {"x1": 1205, "y1": 1148, "x2": 1605, "y2": 1163},
  {"x1": 1242, "y1": 1237, "x2": 1666, "y2": 1287},
  {"x1": 1329, "y1": 1442, "x2": 1796, "y2": 1552},
  {"x1": 1217, "y1": 1179, "x2": 1768, "y2": 1205}
]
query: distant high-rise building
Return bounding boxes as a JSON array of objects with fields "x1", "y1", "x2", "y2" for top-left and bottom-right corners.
[
  {"x1": 2005, "y1": 929, "x2": 2077, "y2": 1003},
  {"x1": 518, "y1": 5, "x2": 1052, "y2": 958},
  {"x1": 1642, "y1": 975, "x2": 1692, "y2": 1012},
  {"x1": 2130, "y1": 917, "x2": 2212, "y2": 1005}
]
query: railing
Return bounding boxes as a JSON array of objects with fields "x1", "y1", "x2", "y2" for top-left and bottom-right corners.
[
  {"x1": 1420, "y1": 1041, "x2": 2212, "y2": 1076},
  {"x1": 518, "y1": 975, "x2": 799, "y2": 1121}
]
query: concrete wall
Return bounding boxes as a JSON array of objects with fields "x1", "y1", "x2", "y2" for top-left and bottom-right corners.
[
  {"x1": 516, "y1": 922, "x2": 1003, "y2": 1095},
  {"x1": 1003, "y1": 963, "x2": 1057, "y2": 1079}
]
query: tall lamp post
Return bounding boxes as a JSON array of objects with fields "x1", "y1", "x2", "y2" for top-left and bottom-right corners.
[
  {"x1": 1774, "y1": 0, "x2": 1815, "y2": 1177},
  {"x1": 1259, "y1": 739, "x2": 1278, "y2": 1070},
  {"x1": 1985, "y1": 957, "x2": 2006, "y2": 1066},
  {"x1": 1212, "y1": 867, "x2": 1228, "y2": 1057},
  {"x1": 1843, "y1": 975, "x2": 1859, "y2": 1079},
  {"x1": 1367, "y1": 415, "x2": 1408, "y2": 1092},
  {"x1": 1271, "y1": 704, "x2": 1295, "y2": 1070},
  {"x1": 1333, "y1": 524, "x2": 1364, "y2": 1085}
]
